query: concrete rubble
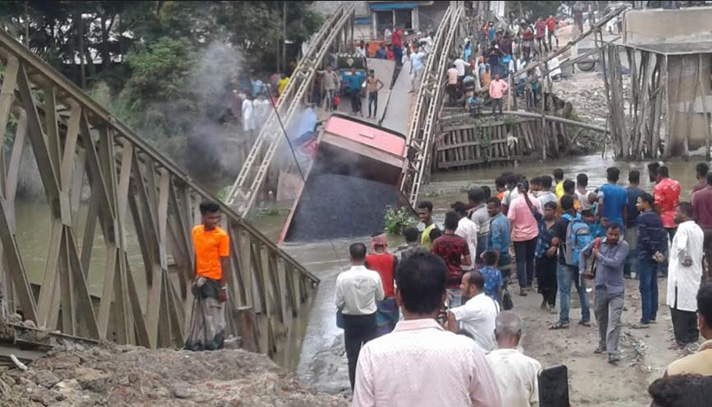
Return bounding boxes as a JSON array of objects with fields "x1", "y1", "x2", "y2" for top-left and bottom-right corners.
[{"x1": 0, "y1": 343, "x2": 350, "y2": 406}]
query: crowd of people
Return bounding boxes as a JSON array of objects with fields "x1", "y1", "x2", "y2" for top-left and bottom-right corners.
[
  {"x1": 335, "y1": 161, "x2": 712, "y2": 406},
  {"x1": 227, "y1": 75, "x2": 284, "y2": 136},
  {"x1": 443, "y1": 16, "x2": 565, "y2": 118}
]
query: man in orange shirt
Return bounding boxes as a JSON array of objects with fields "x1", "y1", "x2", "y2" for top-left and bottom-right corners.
[{"x1": 186, "y1": 200, "x2": 230, "y2": 351}]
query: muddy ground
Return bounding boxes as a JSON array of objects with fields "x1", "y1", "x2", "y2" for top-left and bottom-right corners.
[
  {"x1": 0, "y1": 344, "x2": 350, "y2": 406},
  {"x1": 304, "y1": 273, "x2": 684, "y2": 406}
]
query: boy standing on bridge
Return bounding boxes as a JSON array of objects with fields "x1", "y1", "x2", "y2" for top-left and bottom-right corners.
[
  {"x1": 366, "y1": 69, "x2": 385, "y2": 120},
  {"x1": 186, "y1": 201, "x2": 230, "y2": 351}
]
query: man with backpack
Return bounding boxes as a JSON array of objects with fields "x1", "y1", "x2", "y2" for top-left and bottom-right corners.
[
  {"x1": 548, "y1": 195, "x2": 592, "y2": 330},
  {"x1": 580, "y1": 223, "x2": 629, "y2": 364}
]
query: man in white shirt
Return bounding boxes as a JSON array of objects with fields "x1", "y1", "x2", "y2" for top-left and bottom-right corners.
[
  {"x1": 667, "y1": 203, "x2": 705, "y2": 351},
  {"x1": 453, "y1": 202, "x2": 479, "y2": 269},
  {"x1": 447, "y1": 270, "x2": 499, "y2": 352},
  {"x1": 537, "y1": 175, "x2": 557, "y2": 207},
  {"x1": 486, "y1": 311, "x2": 542, "y2": 407},
  {"x1": 454, "y1": 56, "x2": 471, "y2": 80},
  {"x1": 335, "y1": 242, "x2": 384, "y2": 389},
  {"x1": 409, "y1": 46, "x2": 425, "y2": 93},
  {"x1": 352, "y1": 252, "x2": 501, "y2": 407},
  {"x1": 575, "y1": 173, "x2": 597, "y2": 212}
]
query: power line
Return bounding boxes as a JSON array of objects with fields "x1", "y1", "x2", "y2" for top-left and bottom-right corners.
[{"x1": 263, "y1": 84, "x2": 347, "y2": 270}]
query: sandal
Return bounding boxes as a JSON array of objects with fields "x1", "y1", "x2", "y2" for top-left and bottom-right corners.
[
  {"x1": 578, "y1": 320, "x2": 591, "y2": 327},
  {"x1": 549, "y1": 322, "x2": 569, "y2": 330}
]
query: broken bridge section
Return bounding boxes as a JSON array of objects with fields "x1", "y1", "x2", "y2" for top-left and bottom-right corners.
[
  {"x1": 606, "y1": 7, "x2": 712, "y2": 160},
  {"x1": 0, "y1": 29, "x2": 319, "y2": 359}
]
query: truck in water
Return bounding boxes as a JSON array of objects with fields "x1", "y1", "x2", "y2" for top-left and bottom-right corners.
[{"x1": 279, "y1": 114, "x2": 411, "y2": 243}]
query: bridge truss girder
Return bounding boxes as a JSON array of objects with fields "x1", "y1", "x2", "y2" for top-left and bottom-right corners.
[
  {"x1": 0, "y1": 29, "x2": 318, "y2": 357},
  {"x1": 226, "y1": 3, "x2": 356, "y2": 216},
  {"x1": 400, "y1": 5, "x2": 466, "y2": 207}
]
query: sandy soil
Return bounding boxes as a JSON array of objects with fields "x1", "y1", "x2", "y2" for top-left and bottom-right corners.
[{"x1": 515, "y1": 277, "x2": 679, "y2": 407}]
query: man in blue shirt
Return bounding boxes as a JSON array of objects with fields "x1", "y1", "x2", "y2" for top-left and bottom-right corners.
[
  {"x1": 486, "y1": 197, "x2": 511, "y2": 270},
  {"x1": 625, "y1": 170, "x2": 645, "y2": 278},
  {"x1": 635, "y1": 192, "x2": 666, "y2": 325},
  {"x1": 580, "y1": 223, "x2": 629, "y2": 364},
  {"x1": 549, "y1": 195, "x2": 591, "y2": 329},
  {"x1": 598, "y1": 167, "x2": 628, "y2": 234},
  {"x1": 345, "y1": 68, "x2": 365, "y2": 116},
  {"x1": 486, "y1": 197, "x2": 511, "y2": 308},
  {"x1": 479, "y1": 250, "x2": 504, "y2": 305}
]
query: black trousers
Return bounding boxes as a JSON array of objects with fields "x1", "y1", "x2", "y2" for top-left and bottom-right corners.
[
  {"x1": 350, "y1": 90, "x2": 361, "y2": 114},
  {"x1": 447, "y1": 84, "x2": 458, "y2": 106},
  {"x1": 537, "y1": 256, "x2": 558, "y2": 307},
  {"x1": 671, "y1": 307, "x2": 699, "y2": 346},
  {"x1": 514, "y1": 238, "x2": 537, "y2": 289},
  {"x1": 492, "y1": 98, "x2": 503, "y2": 115},
  {"x1": 343, "y1": 313, "x2": 377, "y2": 389}
]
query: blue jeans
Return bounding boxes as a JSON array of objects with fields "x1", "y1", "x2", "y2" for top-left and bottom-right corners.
[
  {"x1": 557, "y1": 263, "x2": 590, "y2": 324},
  {"x1": 638, "y1": 258, "x2": 659, "y2": 323}
]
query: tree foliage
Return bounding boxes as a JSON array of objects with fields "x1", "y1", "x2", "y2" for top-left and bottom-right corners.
[
  {"x1": 508, "y1": 1, "x2": 563, "y2": 22},
  {"x1": 1, "y1": 1, "x2": 323, "y2": 169}
]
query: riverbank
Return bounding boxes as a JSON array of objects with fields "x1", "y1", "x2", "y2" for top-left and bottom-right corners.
[{"x1": 0, "y1": 343, "x2": 349, "y2": 406}]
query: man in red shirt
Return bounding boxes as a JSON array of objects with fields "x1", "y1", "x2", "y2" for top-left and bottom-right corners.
[
  {"x1": 365, "y1": 233, "x2": 399, "y2": 335},
  {"x1": 693, "y1": 172, "x2": 712, "y2": 279},
  {"x1": 654, "y1": 166, "x2": 682, "y2": 237},
  {"x1": 432, "y1": 211, "x2": 472, "y2": 308},
  {"x1": 534, "y1": 17, "x2": 548, "y2": 55},
  {"x1": 654, "y1": 166, "x2": 681, "y2": 278},
  {"x1": 546, "y1": 15, "x2": 558, "y2": 51},
  {"x1": 392, "y1": 27, "x2": 403, "y2": 67}
]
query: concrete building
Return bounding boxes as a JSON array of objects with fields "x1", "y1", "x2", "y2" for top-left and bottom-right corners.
[
  {"x1": 622, "y1": 6, "x2": 712, "y2": 156},
  {"x1": 310, "y1": 1, "x2": 453, "y2": 40}
]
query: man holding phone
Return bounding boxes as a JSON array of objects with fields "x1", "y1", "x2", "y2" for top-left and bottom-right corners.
[{"x1": 580, "y1": 223, "x2": 629, "y2": 364}]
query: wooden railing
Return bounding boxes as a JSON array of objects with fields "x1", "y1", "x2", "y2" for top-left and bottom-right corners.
[{"x1": 0, "y1": 29, "x2": 318, "y2": 356}]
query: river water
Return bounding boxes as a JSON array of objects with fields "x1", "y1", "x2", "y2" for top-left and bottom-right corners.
[{"x1": 11, "y1": 154, "x2": 706, "y2": 391}]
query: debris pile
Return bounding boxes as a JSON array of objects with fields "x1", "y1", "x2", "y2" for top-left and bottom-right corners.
[
  {"x1": 0, "y1": 344, "x2": 350, "y2": 406},
  {"x1": 554, "y1": 71, "x2": 630, "y2": 128}
]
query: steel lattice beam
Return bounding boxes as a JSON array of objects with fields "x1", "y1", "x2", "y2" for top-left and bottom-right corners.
[
  {"x1": 400, "y1": 6, "x2": 465, "y2": 207},
  {"x1": 226, "y1": 4, "x2": 356, "y2": 216},
  {"x1": 0, "y1": 28, "x2": 318, "y2": 357}
]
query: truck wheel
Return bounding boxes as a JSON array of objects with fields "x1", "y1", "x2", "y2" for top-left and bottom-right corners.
[{"x1": 576, "y1": 58, "x2": 596, "y2": 72}]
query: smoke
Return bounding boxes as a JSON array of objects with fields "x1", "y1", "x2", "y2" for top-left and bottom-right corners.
[{"x1": 183, "y1": 41, "x2": 246, "y2": 183}]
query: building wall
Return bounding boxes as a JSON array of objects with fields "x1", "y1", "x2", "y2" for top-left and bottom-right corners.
[
  {"x1": 624, "y1": 7, "x2": 712, "y2": 44},
  {"x1": 624, "y1": 7, "x2": 712, "y2": 154}
]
